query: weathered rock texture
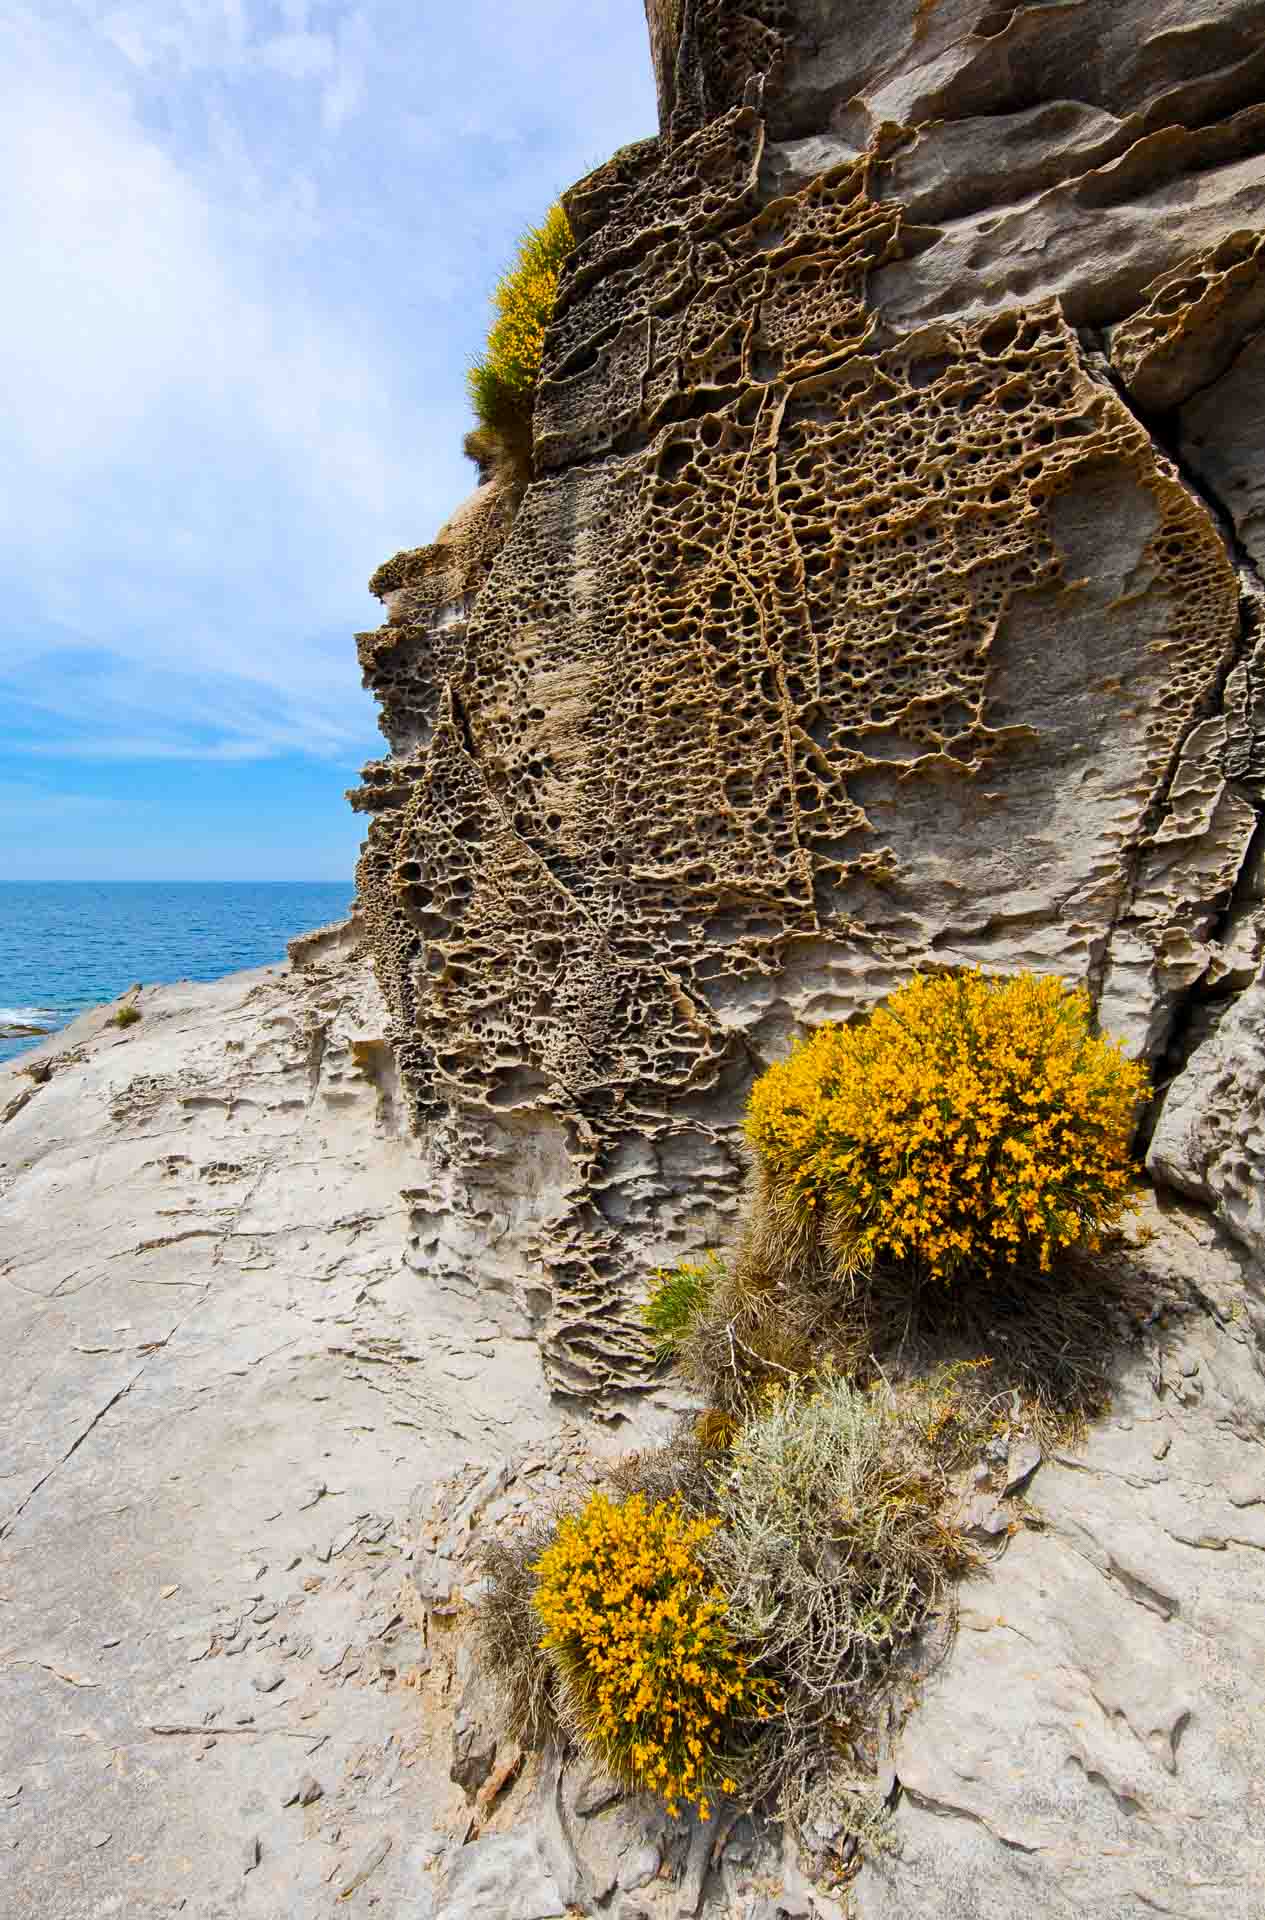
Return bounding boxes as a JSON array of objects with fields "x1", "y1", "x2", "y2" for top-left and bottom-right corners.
[
  {"x1": 854, "y1": 1200, "x2": 1265, "y2": 1920},
  {"x1": 352, "y1": 2, "x2": 1265, "y2": 1390}
]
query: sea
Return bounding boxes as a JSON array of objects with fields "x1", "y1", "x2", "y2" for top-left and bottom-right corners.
[{"x1": 0, "y1": 881, "x2": 353, "y2": 1068}]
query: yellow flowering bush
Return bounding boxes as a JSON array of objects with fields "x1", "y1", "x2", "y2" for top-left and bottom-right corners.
[
  {"x1": 468, "y1": 200, "x2": 572, "y2": 450},
  {"x1": 745, "y1": 969, "x2": 1149, "y2": 1282},
  {"x1": 531, "y1": 1491, "x2": 776, "y2": 1819}
]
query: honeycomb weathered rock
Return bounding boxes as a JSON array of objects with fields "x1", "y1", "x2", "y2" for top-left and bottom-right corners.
[
  {"x1": 352, "y1": 0, "x2": 1265, "y2": 1387},
  {"x1": 1109, "y1": 230, "x2": 1265, "y2": 411}
]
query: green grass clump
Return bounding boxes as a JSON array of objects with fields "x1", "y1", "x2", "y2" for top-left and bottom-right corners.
[
  {"x1": 642, "y1": 1252, "x2": 725, "y2": 1357},
  {"x1": 111, "y1": 1003, "x2": 142, "y2": 1029},
  {"x1": 707, "y1": 1370, "x2": 977, "y2": 1816},
  {"x1": 467, "y1": 201, "x2": 573, "y2": 472}
]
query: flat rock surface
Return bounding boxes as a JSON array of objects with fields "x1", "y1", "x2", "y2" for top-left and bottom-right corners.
[
  {"x1": 854, "y1": 1201, "x2": 1265, "y2": 1920},
  {"x1": 0, "y1": 927, "x2": 563, "y2": 1919}
]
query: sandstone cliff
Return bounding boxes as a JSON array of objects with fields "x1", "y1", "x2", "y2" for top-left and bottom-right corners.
[
  {"x1": 5, "y1": 8, "x2": 1265, "y2": 1918},
  {"x1": 351, "y1": 0, "x2": 1265, "y2": 1405}
]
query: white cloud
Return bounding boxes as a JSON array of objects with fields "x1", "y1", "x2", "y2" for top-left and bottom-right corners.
[
  {"x1": 320, "y1": 9, "x2": 369, "y2": 130},
  {"x1": 0, "y1": 6, "x2": 410, "y2": 756},
  {"x1": 259, "y1": 28, "x2": 335, "y2": 81},
  {"x1": 95, "y1": 0, "x2": 250, "y2": 75},
  {"x1": 3, "y1": 643, "x2": 379, "y2": 762},
  {"x1": 1, "y1": 53, "x2": 390, "y2": 490},
  {"x1": 92, "y1": 1, "x2": 370, "y2": 127},
  {"x1": 0, "y1": 0, "x2": 658, "y2": 773}
]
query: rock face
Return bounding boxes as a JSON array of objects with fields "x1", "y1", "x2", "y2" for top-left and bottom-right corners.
[
  {"x1": 351, "y1": 1, "x2": 1265, "y2": 1370},
  {"x1": 4, "y1": 944, "x2": 1265, "y2": 1917}
]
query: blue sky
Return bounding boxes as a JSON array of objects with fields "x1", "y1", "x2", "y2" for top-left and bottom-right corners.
[{"x1": 0, "y1": 1, "x2": 658, "y2": 879}]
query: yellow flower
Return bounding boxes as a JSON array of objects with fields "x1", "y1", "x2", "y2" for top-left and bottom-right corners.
[
  {"x1": 744, "y1": 968, "x2": 1148, "y2": 1282},
  {"x1": 530, "y1": 1491, "x2": 775, "y2": 1818},
  {"x1": 468, "y1": 200, "x2": 573, "y2": 436}
]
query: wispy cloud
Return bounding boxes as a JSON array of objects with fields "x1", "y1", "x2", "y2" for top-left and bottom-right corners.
[
  {"x1": 3, "y1": 640, "x2": 377, "y2": 762},
  {"x1": 96, "y1": 0, "x2": 374, "y2": 129},
  {"x1": 95, "y1": 0, "x2": 251, "y2": 75},
  {"x1": 0, "y1": 0, "x2": 657, "y2": 862}
]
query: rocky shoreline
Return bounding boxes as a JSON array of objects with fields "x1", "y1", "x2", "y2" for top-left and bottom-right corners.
[
  {"x1": 0, "y1": 924, "x2": 578, "y2": 1916},
  {"x1": 3, "y1": 921, "x2": 1265, "y2": 1917},
  {"x1": 7, "y1": 0, "x2": 1265, "y2": 1908}
]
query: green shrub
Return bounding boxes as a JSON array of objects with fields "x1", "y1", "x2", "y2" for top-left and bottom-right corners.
[
  {"x1": 111, "y1": 1003, "x2": 142, "y2": 1029},
  {"x1": 641, "y1": 1252, "x2": 725, "y2": 1357},
  {"x1": 745, "y1": 968, "x2": 1149, "y2": 1284},
  {"x1": 476, "y1": 1380, "x2": 993, "y2": 1844},
  {"x1": 467, "y1": 201, "x2": 573, "y2": 469}
]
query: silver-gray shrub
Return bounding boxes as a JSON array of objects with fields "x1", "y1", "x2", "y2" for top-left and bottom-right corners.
[{"x1": 707, "y1": 1372, "x2": 972, "y2": 1814}]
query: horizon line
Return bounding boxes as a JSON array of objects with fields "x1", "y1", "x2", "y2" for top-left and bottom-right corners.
[{"x1": 0, "y1": 877, "x2": 356, "y2": 886}]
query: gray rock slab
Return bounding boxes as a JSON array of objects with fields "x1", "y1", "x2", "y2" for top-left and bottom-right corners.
[
  {"x1": 0, "y1": 937, "x2": 556, "y2": 1919},
  {"x1": 1151, "y1": 955, "x2": 1265, "y2": 1267},
  {"x1": 853, "y1": 1201, "x2": 1265, "y2": 1919},
  {"x1": 437, "y1": 1828, "x2": 569, "y2": 1920}
]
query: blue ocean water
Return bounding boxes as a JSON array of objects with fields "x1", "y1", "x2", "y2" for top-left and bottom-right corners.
[{"x1": 0, "y1": 882, "x2": 353, "y2": 1067}]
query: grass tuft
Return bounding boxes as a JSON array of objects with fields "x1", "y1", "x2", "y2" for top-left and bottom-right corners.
[
  {"x1": 641, "y1": 1252, "x2": 725, "y2": 1358},
  {"x1": 476, "y1": 1520, "x2": 563, "y2": 1752},
  {"x1": 709, "y1": 1370, "x2": 976, "y2": 1816},
  {"x1": 467, "y1": 201, "x2": 573, "y2": 476},
  {"x1": 672, "y1": 1184, "x2": 1154, "y2": 1444}
]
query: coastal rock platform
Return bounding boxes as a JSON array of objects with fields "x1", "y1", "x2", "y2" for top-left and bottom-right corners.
[
  {"x1": 4, "y1": 922, "x2": 1265, "y2": 1918},
  {"x1": 0, "y1": 921, "x2": 589, "y2": 1919}
]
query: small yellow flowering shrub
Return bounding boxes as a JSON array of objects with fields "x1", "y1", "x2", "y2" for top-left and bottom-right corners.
[
  {"x1": 745, "y1": 969, "x2": 1149, "y2": 1282},
  {"x1": 531, "y1": 1491, "x2": 776, "y2": 1818},
  {"x1": 468, "y1": 201, "x2": 573, "y2": 450}
]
